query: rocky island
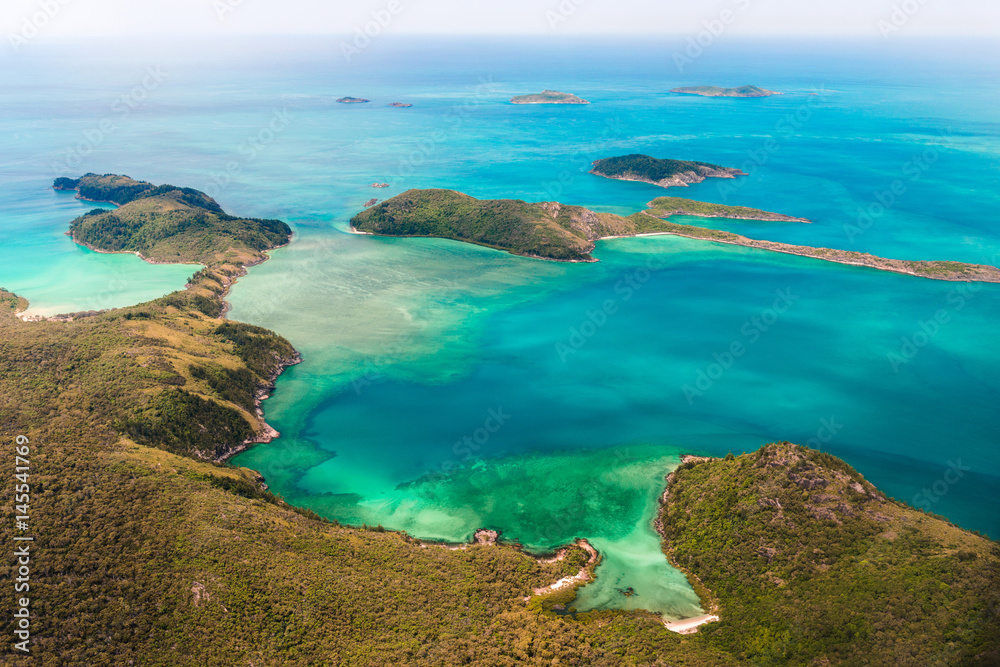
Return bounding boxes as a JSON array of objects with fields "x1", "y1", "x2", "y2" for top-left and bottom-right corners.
[
  {"x1": 337, "y1": 96, "x2": 370, "y2": 104},
  {"x1": 510, "y1": 90, "x2": 589, "y2": 104},
  {"x1": 671, "y1": 85, "x2": 781, "y2": 97},
  {"x1": 351, "y1": 188, "x2": 1000, "y2": 282},
  {"x1": 388, "y1": 102, "x2": 413, "y2": 108},
  {"x1": 590, "y1": 154, "x2": 745, "y2": 189}
]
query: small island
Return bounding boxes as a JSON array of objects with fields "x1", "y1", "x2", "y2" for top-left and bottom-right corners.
[
  {"x1": 671, "y1": 85, "x2": 781, "y2": 98},
  {"x1": 350, "y1": 188, "x2": 1000, "y2": 282},
  {"x1": 337, "y1": 96, "x2": 370, "y2": 104},
  {"x1": 590, "y1": 154, "x2": 745, "y2": 189},
  {"x1": 364, "y1": 198, "x2": 379, "y2": 207},
  {"x1": 510, "y1": 90, "x2": 589, "y2": 105},
  {"x1": 388, "y1": 102, "x2": 413, "y2": 108},
  {"x1": 56, "y1": 173, "x2": 291, "y2": 266},
  {"x1": 371, "y1": 182, "x2": 389, "y2": 188}
]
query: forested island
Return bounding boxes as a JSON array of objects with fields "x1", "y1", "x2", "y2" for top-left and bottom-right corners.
[
  {"x1": 351, "y1": 188, "x2": 1000, "y2": 282},
  {"x1": 337, "y1": 96, "x2": 370, "y2": 103},
  {"x1": 590, "y1": 154, "x2": 745, "y2": 189},
  {"x1": 510, "y1": 90, "x2": 590, "y2": 104},
  {"x1": 1, "y1": 176, "x2": 996, "y2": 664},
  {"x1": 57, "y1": 173, "x2": 291, "y2": 266},
  {"x1": 671, "y1": 85, "x2": 781, "y2": 97}
]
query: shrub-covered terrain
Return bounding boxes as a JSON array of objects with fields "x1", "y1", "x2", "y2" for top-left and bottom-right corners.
[
  {"x1": 2, "y1": 177, "x2": 997, "y2": 665},
  {"x1": 661, "y1": 444, "x2": 1000, "y2": 666},
  {"x1": 58, "y1": 173, "x2": 291, "y2": 266}
]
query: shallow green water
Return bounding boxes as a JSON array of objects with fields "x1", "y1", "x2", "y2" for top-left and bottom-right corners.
[{"x1": 3, "y1": 36, "x2": 999, "y2": 618}]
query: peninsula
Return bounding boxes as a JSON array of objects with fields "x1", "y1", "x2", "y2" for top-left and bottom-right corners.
[
  {"x1": 337, "y1": 96, "x2": 370, "y2": 103},
  {"x1": 590, "y1": 154, "x2": 745, "y2": 189},
  {"x1": 351, "y1": 188, "x2": 1000, "y2": 282},
  {"x1": 671, "y1": 85, "x2": 781, "y2": 97},
  {"x1": 510, "y1": 90, "x2": 589, "y2": 104}
]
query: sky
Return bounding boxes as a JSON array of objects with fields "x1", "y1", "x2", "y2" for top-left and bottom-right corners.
[{"x1": 2, "y1": 0, "x2": 998, "y2": 40}]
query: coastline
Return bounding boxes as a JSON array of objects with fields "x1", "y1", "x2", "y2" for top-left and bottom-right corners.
[
  {"x1": 654, "y1": 455, "x2": 722, "y2": 633},
  {"x1": 600, "y1": 228, "x2": 1000, "y2": 283},
  {"x1": 590, "y1": 167, "x2": 745, "y2": 190}
]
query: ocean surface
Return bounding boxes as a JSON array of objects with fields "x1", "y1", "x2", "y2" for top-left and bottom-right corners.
[{"x1": 1, "y1": 35, "x2": 998, "y2": 618}]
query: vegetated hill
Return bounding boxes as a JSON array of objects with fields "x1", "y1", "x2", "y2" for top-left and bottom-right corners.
[
  {"x1": 661, "y1": 443, "x2": 1000, "y2": 666},
  {"x1": 350, "y1": 188, "x2": 630, "y2": 261},
  {"x1": 671, "y1": 85, "x2": 781, "y2": 97},
  {"x1": 56, "y1": 174, "x2": 291, "y2": 266},
  {"x1": 351, "y1": 188, "x2": 1000, "y2": 282},
  {"x1": 510, "y1": 90, "x2": 590, "y2": 104},
  {"x1": 589, "y1": 154, "x2": 745, "y2": 188}
]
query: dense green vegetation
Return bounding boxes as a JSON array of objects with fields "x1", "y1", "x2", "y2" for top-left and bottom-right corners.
[
  {"x1": 671, "y1": 85, "x2": 780, "y2": 97},
  {"x1": 351, "y1": 189, "x2": 1000, "y2": 281},
  {"x1": 661, "y1": 444, "x2": 1000, "y2": 665},
  {"x1": 510, "y1": 90, "x2": 590, "y2": 104},
  {"x1": 351, "y1": 188, "x2": 617, "y2": 261},
  {"x1": 3, "y1": 176, "x2": 998, "y2": 665},
  {"x1": 646, "y1": 196, "x2": 809, "y2": 222},
  {"x1": 590, "y1": 154, "x2": 742, "y2": 184},
  {"x1": 58, "y1": 174, "x2": 291, "y2": 266}
]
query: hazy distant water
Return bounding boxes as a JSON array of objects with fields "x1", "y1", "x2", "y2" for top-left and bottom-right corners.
[{"x1": 2, "y1": 36, "x2": 998, "y2": 616}]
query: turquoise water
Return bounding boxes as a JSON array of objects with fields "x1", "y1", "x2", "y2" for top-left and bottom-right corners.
[{"x1": 2, "y1": 36, "x2": 999, "y2": 617}]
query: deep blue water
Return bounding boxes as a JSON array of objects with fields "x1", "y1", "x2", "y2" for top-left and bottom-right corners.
[{"x1": 2, "y1": 35, "x2": 998, "y2": 614}]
